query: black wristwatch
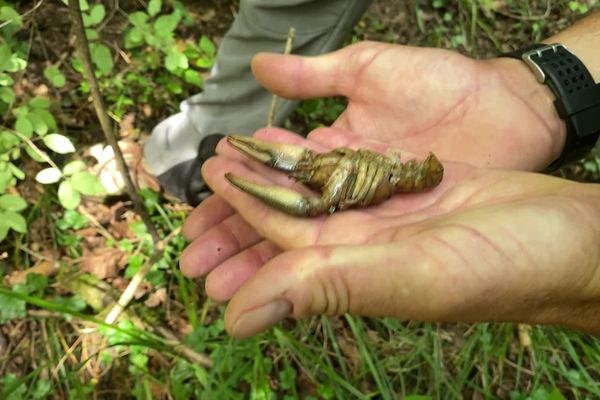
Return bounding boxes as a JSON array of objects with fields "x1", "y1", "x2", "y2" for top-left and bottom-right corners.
[{"x1": 502, "y1": 43, "x2": 600, "y2": 170}]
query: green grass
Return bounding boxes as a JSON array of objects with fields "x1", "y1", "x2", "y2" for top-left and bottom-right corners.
[{"x1": 1, "y1": 0, "x2": 600, "y2": 399}]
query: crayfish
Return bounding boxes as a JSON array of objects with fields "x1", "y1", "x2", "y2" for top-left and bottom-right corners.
[{"x1": 225, "y1": 135, "x2": 444, "y2": 217}]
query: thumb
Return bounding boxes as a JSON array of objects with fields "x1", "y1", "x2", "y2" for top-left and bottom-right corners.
[
  {"x1": 251, "y1": 41, "x2": 392, "y2": 100},
  {"x1": 223, "y1": 242, "x2": 462, "y2": 339}
]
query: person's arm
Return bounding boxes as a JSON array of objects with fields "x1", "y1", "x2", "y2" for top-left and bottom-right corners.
[{"x1": 491, "y1": 11, "x2": 600, "y2": 166}]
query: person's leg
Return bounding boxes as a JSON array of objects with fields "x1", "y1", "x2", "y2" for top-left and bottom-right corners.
[{"x1": 144, "y1": 0, "x2": 373, "y2": 205}]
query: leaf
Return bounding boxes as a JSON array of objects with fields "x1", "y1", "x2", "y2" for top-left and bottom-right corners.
[
  {"x1": 0, "y1": 42, "x2": 11, "y2": 72},
  {"x1": 125, "y1": 27, "x2": 144, "y2": 49},
  {"x1": 154, "y1": 13, "x2": 180, "y2": 36},
  {"x1": 15, "y1": 116, "x2": 33, "y2": 137},
  {"x1": 90, "y1": 44, "x2": 113, "y2": 75},
  {"x1": 0, "y1": 87, "x2": 15, "y2": 104},
  {"x1": 70, "y1": 171, "x2": 105, "y2": 196},
  {"x1": 0, "y1": 220, "x2": 7, "y2": 242},
  {"x1": 4, "y1": 210, "x2": 26, "y2": 233},
  {"x1": 43, "y1": 134, "x2": 75, "y2": 154},
  {"x1": 43, "y1": 66, "x2": 66, "y2": 88},
  {"x1": 0, "y1": 194, "x2": 27, "y2": 212},
  {"x1": 183, "y1": 69, "x2": 203, "y2": 87},
  {"x1": 83, "y1": 4, "x2": 105, "y2": 27},
  {"x1": 199, "y1": 36, "x2": 216, "y2": 58},
  {"x1": 0, "y1": 6, "x2": 22, "y2": 28},
  {"x1": 165, "y1": 50, "x2": 188, "y2": 71},
  {"x1": 27, "y1": 111, "x2": 48, "y2": 135},
  {"x1": 85, "y1": 28, "x2": 99, "y2": 41},
  {"x1": 29, "y1": 97, "x2": 51, "y2": 109},
  {"x1": 35, "y1": 168, "x2": 62, "y2": 184},
  {"x1": 148, "y1": 0, "x2": 162, "y2": 16},
  {"x1": 5, "y1": 54, "x2": 26, "y2": 72},
  {"x1": 0, "y1": 73, "x2": 14, "y2": 85},
  {"x1": 63, "y1": 160, "x2": 86, "y2": 176},
  {"x1": 128, "y1": 11, "x2": 149, "y2": 27},
  {"x1": 58, "y1": 180, "x2": 81, "y2": 210}
]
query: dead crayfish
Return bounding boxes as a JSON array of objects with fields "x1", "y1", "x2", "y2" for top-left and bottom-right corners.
[{"x1": 225, "y1": 135, "x2": 444, "y2": 217}]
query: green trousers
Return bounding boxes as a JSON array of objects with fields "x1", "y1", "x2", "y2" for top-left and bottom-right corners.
[{"x1": 144, "y1": 0, "x2": 373, "y2": 204}]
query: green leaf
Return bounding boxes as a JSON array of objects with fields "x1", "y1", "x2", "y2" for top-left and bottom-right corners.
[
  {"x1": 0, "y1": 194, "x2": 27, "y2": 212},
  {"x1": 63, "y1": 160, "x2": 86, "y2": 176},
  {"x1": 58, "y1": 180, "x2": 81, "y2": 210},
  {"x1": 5, "y1": 55, "x2": 26, "y2": 72},
  {"x1": 154, "y1": 13, "x2": 180, "y2": 36},
  {"x1": 4, "y1": 210, "x2": 26, "y2": 233},
  {"x1": 125, "y1": 27, "x2": 144, "y2": 49},
  {"x1": 0, "y1": 6, "x2": 22, "y2": 28},
  {"x1": 0, "y1": 73, "x2": 14, "y2": 86},
  {"x1": 165, "y1": 50, "x2": 188, "y2": 72},
  {"x1": 0, "y1": 169, "x2": 12, "y2": 193},
  {"x1": 25, "y1": 145, "x2": 47, "y2": 163},
  {"x1": 199, "y1": 36, "x2": 216, "y2": 58},
  {"x1": 128, "y1": 11, "x2": 149, "y2": 27},
  {"x1": 0, "y1": 221, "x2": 8, "y2": 242},
  {"x1": 29, "y1": 97, "x2": 51, "y2": 109},
  {"x1": 85, "y1": 28, "x2": 99, "y2": 41},
  {"x1": 0, "y1": 291, "x2": 26, "y2": 322},
  {"x1": 183, "y1": 69, "x2": 203, "y2": 87},
  {"x1": 27, "y1": 112, "x2": 48, "y2": 136},
  {"x1": 15, "y1": 116, "x2": 33, "y2": 137},
  {"x1": 148, "y1": 0, "x2": 162, "y2": 16},
  {"x1": 35, "y1": 168, "x2": 62, "y2": 184},
  {"x1": 0, "y1": 87, "x2": 15, "y2": 104},
  {"x1": 43, "y1": 134, "x2": 75, "y2": 154},
  {"x1": 35, "y1": 109, "x2": 57, "y2": 130},
  {"x1": 0, "y1": 43, "x2": 11, "y2": 72},
  {"x1": 83, "y1": 4, "x2": 105, "y2": 27},
  {"x1": 7, "y1": 163, "x2": 24, "y2": 180},
  {"x1": 70, "y1": 171, "x2": 105, "y2": 196},
  {"x1": 43, "y1": 66, "x2": 66, "y2": 88},
  {"x1": 196, "y1": 56, "x2": 214, "y2": 69},
  {"x1": 90, "y1": 44, "x2": 113, "y2": 75}
]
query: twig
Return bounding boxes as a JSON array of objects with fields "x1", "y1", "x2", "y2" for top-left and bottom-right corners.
[
  {"x1": 0, "y1": 0, "x2": 45, "y2": 29},
  {"x1": 155, "y1": 326, "x2": 212, "y2": 368},
  {"x1": 67, "y1": 0, "x2": 159, "y2": 244},
  {"x1": 104, "y1": 227, "x2": 182, "y2": 324},
  {"x1": 9, "y1": 129, "x2": 60, "y2": 170},
  {"x1": 266, "y1": 27, "x2": 295, "y2": 128}
]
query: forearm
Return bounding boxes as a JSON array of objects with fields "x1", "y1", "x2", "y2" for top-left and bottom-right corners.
[{"x1": 546, "y1": 11, "x2": 600, "y2": 81}]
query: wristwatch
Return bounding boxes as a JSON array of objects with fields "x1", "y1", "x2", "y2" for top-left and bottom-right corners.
[{"x1": 502, "y1": 43, "x2": 600, "y2": 170}]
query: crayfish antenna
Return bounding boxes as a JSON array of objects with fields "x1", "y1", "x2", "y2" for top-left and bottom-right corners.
[
  {"x1": 227, "y1": 135, "x2": 311, "y2": 172},
  {"x1": 225, "y1": 173, "x2": 327, "y2": 217}
]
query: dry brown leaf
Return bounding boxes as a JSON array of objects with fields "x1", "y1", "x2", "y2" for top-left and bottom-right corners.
[
  {"x1": 144, "y1": 287, "x2": 167, "y2": 308},
  {"x1": 6, "y1": 260, "x2": 59, "y2": 286},
  {"x1": 80, "y1": 248, "x2": 123, "y2": 279}
]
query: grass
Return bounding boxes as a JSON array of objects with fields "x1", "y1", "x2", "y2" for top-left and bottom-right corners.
[{"x1": 1, "y1": 0, "x2": 600, "y2": 399}]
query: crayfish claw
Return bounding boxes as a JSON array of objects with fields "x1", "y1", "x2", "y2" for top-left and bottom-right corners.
[
  {"x1": 227, "y1": 135, "x2": 311, "y2": 172},
  {"x1": 225, "y1": 173, "x2": 327, "y2": 217}
]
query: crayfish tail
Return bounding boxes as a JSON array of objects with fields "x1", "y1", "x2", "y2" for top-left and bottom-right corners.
[{"x1": 393, "y1": 153, "x2": 444, "y2": 192}]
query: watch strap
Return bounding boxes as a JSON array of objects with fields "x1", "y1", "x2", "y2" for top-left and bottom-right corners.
[{"x1": 502, "y1": 44, "x2": 600, "y2": 169}]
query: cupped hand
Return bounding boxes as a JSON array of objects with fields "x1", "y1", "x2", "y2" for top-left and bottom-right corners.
[
  {"x1": 252, "y1": 41, "x2": 566, "y2": 171},
  {"x1": 180, "y1": 128, "x2": 600, "y2": 338}
]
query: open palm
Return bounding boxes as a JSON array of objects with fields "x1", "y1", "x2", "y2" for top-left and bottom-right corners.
[
  {"x1": 181, "y1": 128, "x2": 600, "y2": 338},
  {"x1": 252, "y1": 42, "x2": 564, "y2": 170}
]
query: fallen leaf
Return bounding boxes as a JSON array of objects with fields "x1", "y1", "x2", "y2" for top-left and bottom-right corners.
[
  {"x1": 144, "y1": 287, "x2": 167, "y2": 308},
  {"x1": 80, "y1": 247, "x2": 124, "y2": 279},
  {"x1": 6, "y1": 260, "x2": 58, "y2": 286}
]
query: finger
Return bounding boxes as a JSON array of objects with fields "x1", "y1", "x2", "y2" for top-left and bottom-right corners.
[
  {"x1": 251, "y1": 42, "x2": 391, "y2": 99},
  {"x1": 223, "y1": 242, "x2": 456, "y2": 339},
  {"x1": 205, "y1": 240, "x2": 281, "y2": 302},
  {"x1": 201, "y1": 155, "x2": 320, "y2": 249},
  {"x1": 180, "y1": 213, "x2": 263, "y2": 278},
  {"x1": 182, "y1": 195, "x2": 236, "y2": 240}
]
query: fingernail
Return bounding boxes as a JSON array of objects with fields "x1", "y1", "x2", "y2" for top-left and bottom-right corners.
[{"x1": 231, "y1": 299, "x2": 292, "y2": 338}]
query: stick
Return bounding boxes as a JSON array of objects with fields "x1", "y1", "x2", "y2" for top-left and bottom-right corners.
[{"x1": 266, "y1": 27, "x2": 295, "y2": 128}]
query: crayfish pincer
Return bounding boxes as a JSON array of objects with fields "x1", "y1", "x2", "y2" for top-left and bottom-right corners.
[{"x1": 224, "y1": 135, "x2": 444, "y2": 217}]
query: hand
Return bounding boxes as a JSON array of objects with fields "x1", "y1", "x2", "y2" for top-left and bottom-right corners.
[
  {"x1": 180, "y1": 129, "x2": 600, "y2": 338},
  {"x1": 252, "y1": 41, "x2": 566, "y2": 170}
]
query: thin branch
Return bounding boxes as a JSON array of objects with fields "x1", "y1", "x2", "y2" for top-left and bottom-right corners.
[
  {"x1": 267, "y1": 27, "x2": 295, "y2": 128},
  {"x1": 67, "y1": 0, "x2": 159, "y2": 244},
  {"x1": 9, "y1": 129, "x2": 60, "y2": 170}
]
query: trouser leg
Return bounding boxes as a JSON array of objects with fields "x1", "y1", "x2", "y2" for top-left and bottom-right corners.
[{"x1": 144, "y1": 0, "x2": 373, "y2": 204}]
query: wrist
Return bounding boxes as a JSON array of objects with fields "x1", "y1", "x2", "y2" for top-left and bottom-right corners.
[{"x1": 489, "y1": 57, "x2": 567, "y2": 168}]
